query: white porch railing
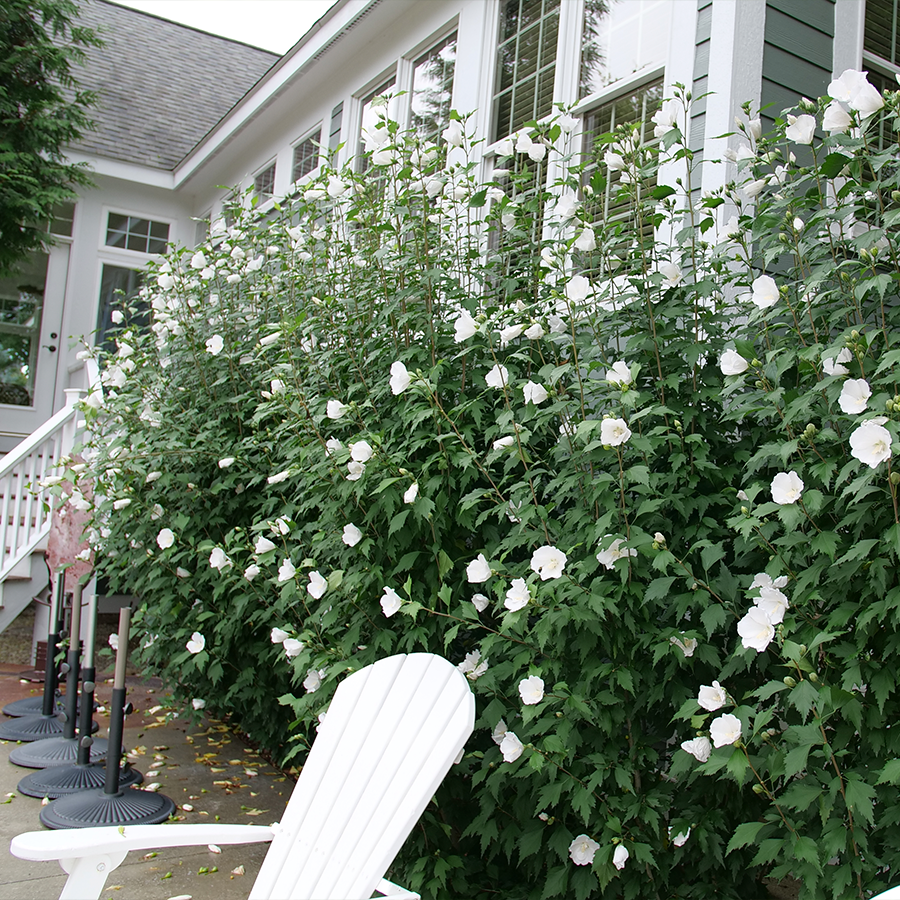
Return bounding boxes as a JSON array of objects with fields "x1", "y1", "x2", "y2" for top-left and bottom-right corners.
[{"x1": 0, "y1": 360, "x2": 101, "y2": 586}]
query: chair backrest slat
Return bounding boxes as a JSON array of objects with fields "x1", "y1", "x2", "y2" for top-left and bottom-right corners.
[{"x1": 249, "y1": 654, "x2": 474, "y2": 900}]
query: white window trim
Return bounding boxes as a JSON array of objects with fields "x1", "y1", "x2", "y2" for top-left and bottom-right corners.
[
  {"x1": 290, "y1": 123, "x2": 325, "y2": 186},
  {"x1": 346, "y1": 67, "x2": 399, "y2": 169},
  {"x1": 91, "y1": 257, "x2": 146, "y2": 349},
  {"x1": 251, "y1": 157, "x2": 278, "y2": 206},
  {"x1": 99, "y1": 206, "x2": 175, "y2": 261},
  {"x1": 401, "y1": 20, "x2": 461, "y2": 132}
]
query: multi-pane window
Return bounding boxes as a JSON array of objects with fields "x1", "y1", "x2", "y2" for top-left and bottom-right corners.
[
  {"x1": 357, "y1": 78, "x2": 396, "y2": 172},
  {"x1": 96, "y1": 265, "x2": 145, "y2": 349},
  {"x1": 292, "y1": 130, "x2": 321, "y2": 182},
  {"x1": 410, "y1": 32, "x2": 457, "y2": 144},
  {"x1": 493, "y1": 0, "x2": 561, "y2": 142},
  {"x1": 580, "y1": 0, "x2": 611, "y2": 99},
  {"x1": 254, "y1": 162, "x2": 276, "y2": 203},
  {"x1": 47, "y1": 201, "x2": 76, "y2": 237},
  {"x1": 863, "y1": 0, "x2": 899, "y2": 149},
  {"x1": 105, "y1": 213, "x2": 169, "y2": 254}
]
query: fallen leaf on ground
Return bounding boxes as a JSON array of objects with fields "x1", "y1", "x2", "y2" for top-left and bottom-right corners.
[{"x1": 231, "y1": 865, "x2": 245, "y2": 877}]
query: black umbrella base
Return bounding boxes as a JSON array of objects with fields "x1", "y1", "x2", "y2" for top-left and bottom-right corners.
[
  {"x1": 3, "y1": 695, "x2": 65, "y2": 718},
  {"x1": 9, "y1": 735, "x2": 108, "y2": 769},
  {"x1": 18, "y1": 763, "x2": 142, "y2": 799},
  {"x1": 0, "y1": 714, "x2": 98, "y2": 742},
  {"x1": 40, "y1": 787, "x2": 176, "y2": 829}
]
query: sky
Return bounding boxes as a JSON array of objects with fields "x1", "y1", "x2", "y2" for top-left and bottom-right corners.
[{"x1": 112, "y1": 0, "x2": 340, "y2": 54}]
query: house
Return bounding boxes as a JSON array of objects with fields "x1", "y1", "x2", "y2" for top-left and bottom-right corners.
[{"x1": 0, "y1": 0, "x2": 894, "y2": 629}]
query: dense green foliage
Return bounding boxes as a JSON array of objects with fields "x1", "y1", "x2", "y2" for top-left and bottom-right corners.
[
  {"x1": 0, "y1": 0, "x2": 100, "y2": 274},
  {"x1": 65, "y1": 76, "x2": 900, "y2": 898}
]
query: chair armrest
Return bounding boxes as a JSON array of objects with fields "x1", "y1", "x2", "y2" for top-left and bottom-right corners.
[
  {"x1": 12, "y1": 823, "x2": 275, "y2": 862},
  {"x1": 374, "y1": 877, "x2": 421, "y2": 899}
]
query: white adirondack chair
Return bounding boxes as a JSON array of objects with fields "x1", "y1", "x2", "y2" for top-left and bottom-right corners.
[
  {"x1": 11, "y1": 652, "x2": 475, "y2": 900},
  {"x1": 871, "y1": 888, "x2": 900, "y2": 898}
]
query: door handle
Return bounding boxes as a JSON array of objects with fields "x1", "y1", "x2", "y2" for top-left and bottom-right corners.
[{"x1": 43, "y1": 344, "x2": 57, "y2": 352}]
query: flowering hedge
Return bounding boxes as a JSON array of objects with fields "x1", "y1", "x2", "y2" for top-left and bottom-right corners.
[{"x1": 66, "y1": 71, "x2": 900, "y2": 898}]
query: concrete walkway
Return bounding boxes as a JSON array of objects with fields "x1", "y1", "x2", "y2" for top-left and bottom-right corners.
[{"x1": 0, "y1": 664, "x2": 292, "y2": 900}]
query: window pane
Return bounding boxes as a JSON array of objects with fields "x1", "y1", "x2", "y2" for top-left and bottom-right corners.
[
  {"x1": 864, "y1": 0, "x2": 898, "y2": 66},
  {"x1": 96, "y1": 265, "x2": 145, "y2": 350},
  {"x1": 0, "y1": 252, "x2": 48, "y2": 407},
  {"x1": 357, "y1": 79, "x2": 396, "y2": 172},
  {"x1": 129, "y1": 217, "x2": 150, "y2": 236},
  {"x1": 126, "y1": 233, "x2": 147, "y2": 253},
  {"x1": 580, "y1": 0, "x2": 609, "y2": 99},
  {"x1": 106, "y1": 214, "x2": 168, "y2": 254},
  {"x1": 150, "y1": 220, "x2": 169, "y2": 240},
  {"x1": 411, "y1": 33, "x2": 457, "y2": 144},
  {"x1": 254, "y1": 163, "x2": 276, "y2": 201},
  {"x1": 292, "y1": 129, "x2": 322, "y2": 181},
  {"x1": 48, "y1": 201, "x2": 75, "y2": 237}
]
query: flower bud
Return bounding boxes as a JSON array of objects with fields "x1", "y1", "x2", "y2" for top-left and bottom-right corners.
[
  {"x1": 892, "y1": 190, "x2": 900, "y2": 203},
  {"x1": 887, "y1": 399, "x2": 895, "y2": 412},
  {"x1": 851, "y1": 330, "x2": 860, "y2": 340},
  {"x1": 741, "y1": 506, "x2": 749, "y2": 515},
  {"x1": 798, "y1": 645, "x2": 806, "y2": 655},
  {"x1": 809, "y1": 672, "x2": 818, "y2": 682},
  {"x1": 890, "y1": 472, "x2": 900, "y2": 486},
  {"x1": 783, "y1": 676, "x2": 797, "y2": 687},
  {"x1": 766, "y1": 728, "x2": 777, "y2": 737},
  {"x1": 752, "y1": 783, "x2": 766, "y2": 794}
]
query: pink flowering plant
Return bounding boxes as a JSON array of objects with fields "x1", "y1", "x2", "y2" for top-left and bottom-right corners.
[{"x1": 68, "y1": 74, "x2": 900, "y2": 898}]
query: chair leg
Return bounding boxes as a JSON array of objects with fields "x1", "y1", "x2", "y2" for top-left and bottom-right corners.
[{"x1": 58, "y1": 850, "x2": 126, "y2": 900}]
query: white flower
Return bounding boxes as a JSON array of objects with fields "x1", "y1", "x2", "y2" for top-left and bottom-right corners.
[
  {"x1": 325, "y1": 437, "x2": 343, "y2": 455},
  {"x1": 205, "y1": 334, "x2": 224, "y2": 355},
  {"x1": 156, "y1": 528, "x2": 175, "y2": 549},
  {"x1": 839, "y1": 378, "x2": 871, "y2": 414},
  {"x1": 737, "y1": 606, "x2": 776, "y2": 652},
  {"x1": 380, "y1": 586, "x2": 402, "y2": 617},
  {"x1": 742, "y1": 178, "x2": 768, "y2": 199},
  {"x1": 515, "y1": 131, "x2": 545, "y2": 161},
  {"x1": 750, "y1": 275, "x2": 779, "y2": 309},
  {"x1": 403, "y1": 482, "x2": 419, "y2": 504},
  {"x1": 710, "y1": 713, "x2": 742, "y2": 748},
  {"x1": 343, "y1": 460, "x2": 364, "y2": 481},
  {"x1": 108, "y1": 634, "x2": 118, "y2": 651},
  {"x1": 307, "y1": 570, "x2": 328, "y2": 599},
  {"x1": 209, "y1": 548, "x2": 232, "y2": 570},
  {"x1": 145, "y1": 471, "x2": 163, "y2": 483},
  {"x1": 785, "y1": 114, "x2": 816, "y2": 145},
  {"x1": 568, "y1": 835, "x2": 600, "y2": 866},
  {"x1": 454, "y1": 312, "x2": 478, "y2": 342},
  {"x1": 613, "y1": 844, "x2": 629, "y2": 871},
  {"x1": 719, "y1": 349, "x2": 749, "y2": 376},
  {"x1": 751, "y1": 573, "x2": 789, "y2": 591},
  {"x1": 755, "y1": 585, "x2": 789, "y2": 625},
  {"x1": 681, "y1": 736, "x2": 711, "y2": 762},
  {"x1": 492, "y1": 719, "x2": 508, "y2": 745},
  {"x1": 500, "y1": 731, "x2": 524, "y2": 762},
  {"x1": 850, "y1": 420, "x2": 893, "y2": 468},
  {"x1": 829, "y1": 69, "x2": 884, "y2": 116},
  {"x1": 697, "y1": 681, "x2": 727, "y2": 712},
  {"x1": 190, "y1": 251, "x2": 207, "y2": 269},
  {"x1": 574, "y1": 227, "x2": 596, "y2": 252},
  {"x1": 467, "y1": 554, "x2": 491, "y2": 583},
  {"x1": 270, "y1": 627, "x2": 289, "y2": 644},
  {"x1": 113, "y1": 498, "x2": 132, "y2": 510},
  {"x1": 268, "y1": 470, "x2": 291, "y2": 485},
  {"x1": 499, "y1": 323, "x2": 525, "y2": 347},
  {"x1": 342, "y1": 523, "x2": 362, "y2": 546},
  {"x1": 670, "y1": 827, "x2": 691, "y2": 847},
  {"x1": 244, "y1": 564, "x2": 260, "y2": 582},
  {"x1": 259, "y1": 330, "x2": 281, "y2": 347},
  {"x1": 175, "y1": 568, "x2": 190, "y2": 579},
  {"x1": 504, "y1": 578, "x2": 531, "y2": 611},
  {"x1": 186, "y1": 632, "x2": 205, "y2": 654},
  {"x1": 390, "y1": 361, "x2": 411, "y2": 395},
  {"x1": 525, "y1": 322, "x2": 544, "y2": 340},
  {"x1": 604, "y1": 150, "x2": 625, "y2": 171},
  {"x1": 530, "y1": 545, "x2": 567, "y2": 580},
  {"x1": 523, "y1": 381, "x2": 548, "y2": 405},
  {"x1": 303, "y1": 668, "x2": 326, "y2": 693},
  {"x1": 518, "y1": 675, "x2": 544, "y2": 705},
  {"x1": 553, "y1": 190, "x2": 579, "y2": 220},
  {"x1": 192, "y1": 698, "x2": 206, "y2": 711},
  {"x1": 278, "y1": 558, "x2": 296, "y2": 582},
  {"x1": 596, "y1": 538, "x2": 637, "y2": 570},
  {"x1": 457, "y1": 650, "x2": 488, "y2": 681},
  {"x1": 670, "y1": 635, "x2": 698, "y2": 658},
  {"x1": 652, "y1": 99, "x2": 679, "y2": 137},
  {"x1": 566, "y1": 274, "x2": 591, "y2": 303},
  {"x1": 823, "y1": 348, "x2": 852, "y2": 376},
  {"x1": 255, "y1": 535, "x2": 276, "y2": 554},
  {"x1": 485, "y1": 364, "x2": 509, "y2": 389},
  {"x1": 771, "y1": 471, "x2": 804, "y2": 505},
  {"x1": 283, "y1": 638, "x2": 304, "y2": 657},
  {"x1": 218, "y1": 457, "x2": 235, "y2": 468},
  {"x1": 657, "y1": 262, "x2": 682, "y2": 288},
  {"x1": 606, "y1": 361, "x2": 633, "y2": 386},
  {"x1": 442, "y1": 119, "x2": 464, "y2": 147},
  {"x1": 823, "y1": 101, "x2": 852, "y2": 133},
  {"x1": 326, "y1": 399, "x2": 349, "y2": 419},
  {"x1": 349, "y1": 440, "x2": 374, "y2": 463},
  {"x1": 493, "y1": 436, "x2": 516, "y2": 450},
  {"x1": 600, "y1": 418, "x2": 631, "y2": 447},
  {"x1": 472, "y1": 593, "x2": 489, "y2": 612}
]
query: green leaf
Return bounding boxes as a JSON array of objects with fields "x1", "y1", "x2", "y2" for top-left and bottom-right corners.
[
  {"x1": 788, "y1": 681, "x2": 819, "y2": 719},
  {"x1": 700, "y1": 604, "x2": 727, "y2": 637},
  {"x1": 820, "y1": 152, "x2": 850, "y2": 178},
  {"x1": 726, "y1": 821, "x2": 765, "y2": 854},
  {"x1": 876, "y1": 759, "x2": 900, "y2": 785},
  {"x1": 843, "y1": 778, "x2": 876, "y2": 826}
]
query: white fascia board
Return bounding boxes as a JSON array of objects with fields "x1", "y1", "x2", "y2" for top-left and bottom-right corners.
[
  {"x1": 173, "y1": 0, "x2": 370, "y2": 189},
  {"x1": 66, "y1": 151, "x2": 175, "y2": 190}
]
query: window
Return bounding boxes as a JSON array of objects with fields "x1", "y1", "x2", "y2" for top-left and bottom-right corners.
[
  {"x1": 863, "y1": 0, "x2": 900, "y2": 148},
  {"x1": 0, "y1": 252, "x2": 48, "y2": 407},
  {"x1": 194, "y1": 215, "x2": 210, "y2": 247},
  {"x1": 357, "y1": 77, "x2": 396, "y2": 172},
  {"x1": 580, "y1": 0, "x2": 610, "y2": 100},
  {"x1": 105, "y1": 213, "x2": 169, "y2": 254},
  {"x1": 410, "y1": 32, "x2": 457, "y2": 144},
  {"x1": 493, "y1": 0, "x2": 561, "y2": 142},
  {"x1": 329, "y1": 102, "x2": 343, "y2": 154},
  {"x1": 96, "y1": 265, "x2": 145, "y2": 349},
  {"x1": 47, "y1": 201, "x2": 76, "y2": 237},
  {"x1": 253, "y1": 162, "x2": 276, "y2": 203},
  {"x1": 292, "y1": 130, "x2": 322, "y2": 182}
]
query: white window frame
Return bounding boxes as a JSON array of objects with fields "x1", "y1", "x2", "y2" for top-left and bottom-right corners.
[
  {"x1": 99, "y1": 206, "x2": 174, "y2": 261},
  {"x1": 290, "y1": 124, "x2": 324, "y2": 187},
  {"x1": 251, "y1": 158, "x2": 278, "y2": 212}
]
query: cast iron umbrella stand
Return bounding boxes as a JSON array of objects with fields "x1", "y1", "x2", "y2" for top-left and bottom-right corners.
[
  {"x1": 41, "y1": 607, "x2": 175, "y2": 828},
  {"x1": 17, "y1": 587, "x2": 142, "y2": 798},
  {"x1": 8, "y1": 582, "x2": 106, "y2": 768}
]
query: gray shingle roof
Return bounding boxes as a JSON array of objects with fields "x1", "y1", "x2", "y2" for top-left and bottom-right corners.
[{"x1": 69, "y1": 0, "x2": 278, "y2": 170}]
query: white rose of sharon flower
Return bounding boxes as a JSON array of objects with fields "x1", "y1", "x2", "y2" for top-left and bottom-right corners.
[
  {"x1": 530, "y1": 545, "x2": 567, "y2": 580},
  {"x1": 710, "y1": 713, "x2": 743, "y2": 748},
  {"x1": 839, "y1": 378, "x2": 871, "y2": 414},
  {"x1": 243, "y1": 564, "x2": 260, "y2": 582},
  {"x1": 823, "y1": 348, "x2": 853, "y2": 376},
  {"x1": 278, "y1": 558, "x2": 296, "y2": 582},
  {"x1": 670, "y1": 635, "x2": 698, "y2": 658},
  {"x1": 785, "y1": 113, "x2": 816, "y2": 145},
  {"x1": 389, "y1": 361, "x2": 411, "y2": 395},
  {"x1": 270, "y1": 627, "x2": 289, "y2": 644},
  {"x1": 499, "y1": 323, "x2": 525, "y2": 347},
  {"x1": 771, "y1": 471, "x2": 804, "y2": 505},
  {"x1": 466, "y1": 554, "x2": 491, "y2": 583},
  {"x1": 606, "y1": 360, "x2": 633, "y2": 386},
  {"x1": 681, "y1": 736, "x2": 712, "y2": 762},
  {"x1": 209, "y1": 547, "x2": 232, "y2": 571},
  {"x1": 525, "y1": 322, "x2": 544, "y2": 340},
  {"x1": 596, "y1": 537, "x2": 637, "y2": 570},
  {"x1": 347, "y1": 461, "x2": 365, "y2": 481},
  {"x1": 349, "y1": 440, "x2": 373, "y2": 463},
  {"x1": 697, "y1": 680, "x2": 728, "y2": 712},
  {"x1": 403, "y1": 482, "x2": 419, "y2": 504},
  {"x1": 719, "y1": 349, "x2": 749, "y2": 376},
  {"x1": 518, "y1": 675, "x2": 545, "y2": 705},
  {"x1": 192, "y1": 698, "x2": 206, "y2": 711},
  {"x1": 485, "y1": 364, "x2": 509, "y2": 389},
  {"x1": 505, "y1": 577, "x2": 531, "y2": 611},
  {"x1": 738, "y1": 606, "x2": 776, "y2": 652},
  {"x1": 156, "y1": 528, "x2": 175, "y2": 550},
  {"x1": 268, "y1": 470, "x2": 291, "y2": 485},
  {"x1": 205, "y1": 334, "x2": 224, "y2": 355},
  {"x1": 218, "y1": 457, "x2": 235, "y2": 469},
  {"x1": 454, "y1": 311, "x2": 478, "y2": 342},
  {"x1": 823, "y1": 100, "x2": 852, "y2": 133},
  {"x1": 750, "y1": 275, "x2": 779, "y2": 309},
  {"x1": 670, "y1": 826, "x2": 691, "y2": 847},
  {"x1": 601, "y1": 418, "x2": 632, "y2": 447},
  {"x1": 523, "y1": 381, "x2": 548, "y2": 405},
  {"x1": 255, "y1": 535, "x2": 276, "y2": 554},
  {"x1": 283, "y1": 638, "x2": 304, "y2": 657},
  {"x1": 850, "y1": 420, "x2": 893, "y2": 469},
  {"x1": 493, "y1": 436, "x2": 516, "y2": 450},
  {"x1": 500, "y1": 731, "x2": 524, "y2": 763},
  {"x1": 307, "y1": 570, "x2": 328, "y2": 599},
  {"x1": 574, "y1": 227, "x2": 596, "y2": 253},
  {"x1": 342, "y1": 523, "x2": 362, "y2": 547},
  {"x1": 186, "y1": 632, "x2": 205, "y2": 654},
  {"x1": 471, "y1": 593, "x2": 489, "y2": 612},
  {"x1": 380, "y1": 586, "x2": 402, "y2": 618},
  {"x1": 755, "y1": 585, "x2": 789, "y2": 625},
  {"x1": 613, "y1": 844, "x2": 629, "y2": 871},
  {"x1": 303, "y1": 668, "x2": 325, "y2": 693},
  {"x1": 108, "y1": 634, "x2": 118, "y2": 651},
  {"x1": 326, "y1": 399, "x2": 349, "y2": 419},
  {"x1": 568, "y1": 835, "x2": 600, "y2": 866}
]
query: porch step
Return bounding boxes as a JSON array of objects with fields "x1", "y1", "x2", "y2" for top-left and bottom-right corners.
[{"x1": 0, "y1": 551, "x2": 49, "y2": 638}]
